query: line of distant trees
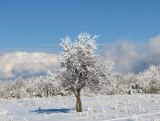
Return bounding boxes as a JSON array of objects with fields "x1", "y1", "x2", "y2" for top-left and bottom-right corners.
[{"x1": 0, "y1": 64, "x2": 159, "y2": 99}]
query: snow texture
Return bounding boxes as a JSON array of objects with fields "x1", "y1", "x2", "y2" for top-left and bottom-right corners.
[{"x1": 0, "y1": 94, "x2": 160, "y2": 121}]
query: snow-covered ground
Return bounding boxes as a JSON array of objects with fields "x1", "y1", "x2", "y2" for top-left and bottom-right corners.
[{"x1": 0, "y1": 94, "x2": 160, "y2": 121}]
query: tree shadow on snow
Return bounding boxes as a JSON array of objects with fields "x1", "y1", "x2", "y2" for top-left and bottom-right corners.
[{"x1": 30, "y1": 108, "x2": 74, "y2": 114}]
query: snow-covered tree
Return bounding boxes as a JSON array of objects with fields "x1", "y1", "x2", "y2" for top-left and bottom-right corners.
[
  {"x1": 49, "y1": 32, "x2": 115, "y2": 112},
  {"x1": 136, "y1": 65, "x2": 160, "y2": 93}
]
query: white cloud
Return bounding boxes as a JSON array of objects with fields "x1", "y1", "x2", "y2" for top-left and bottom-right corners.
[
  {"x1": 104, "y1": 41, "x2": 137, "y2": 73},
  {"x1": 0, "y1": 51, "x2": 58, "y2": 78},
  {"x1": 104, "y1": 35, "x2": 160, "y2": 74},
  {"x1": 149, "y1": 35, "x2": 160, "y2": 53},
  {"x1": 1, "y1": 35, "x2": 160, "y2": 78}
]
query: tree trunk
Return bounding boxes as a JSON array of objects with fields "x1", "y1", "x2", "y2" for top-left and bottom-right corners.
[{"x1": 75, "y1": 90, "x2": 82, "y2": 112}]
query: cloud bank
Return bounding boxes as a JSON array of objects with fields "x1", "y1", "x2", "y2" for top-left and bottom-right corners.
[
  {"x1": 1, "y1": 35, "x2": 160, "y2": 79},
  {"x1": 0, "y1": 51, "x2": 58, "y2": 79},
  {"x1": 104, "y1": 35, "x2": 160, "y2": 74}
]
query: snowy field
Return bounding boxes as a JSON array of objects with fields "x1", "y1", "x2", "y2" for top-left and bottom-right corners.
[{"x1": 0, "y1": 94, "x2": 160, "y2": 121}]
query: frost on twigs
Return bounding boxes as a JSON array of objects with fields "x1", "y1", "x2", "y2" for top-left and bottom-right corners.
[
  {"x1": 49, "y1": 32, "x2": 115, "y2": 94},
  {"x1": 136, "y1": 65, "x2": 160, "y2": 94},
  {"x1": 48, "y1": 32, "x2": 115, "y2": 112}
]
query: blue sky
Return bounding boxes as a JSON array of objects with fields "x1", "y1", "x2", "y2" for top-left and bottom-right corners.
[
  {"x1": 1, "y1": 0, "x2": 160, "y2": 79},
  {"x1": 0, "y1": 0, "x2": 160, "y2": 53}
]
